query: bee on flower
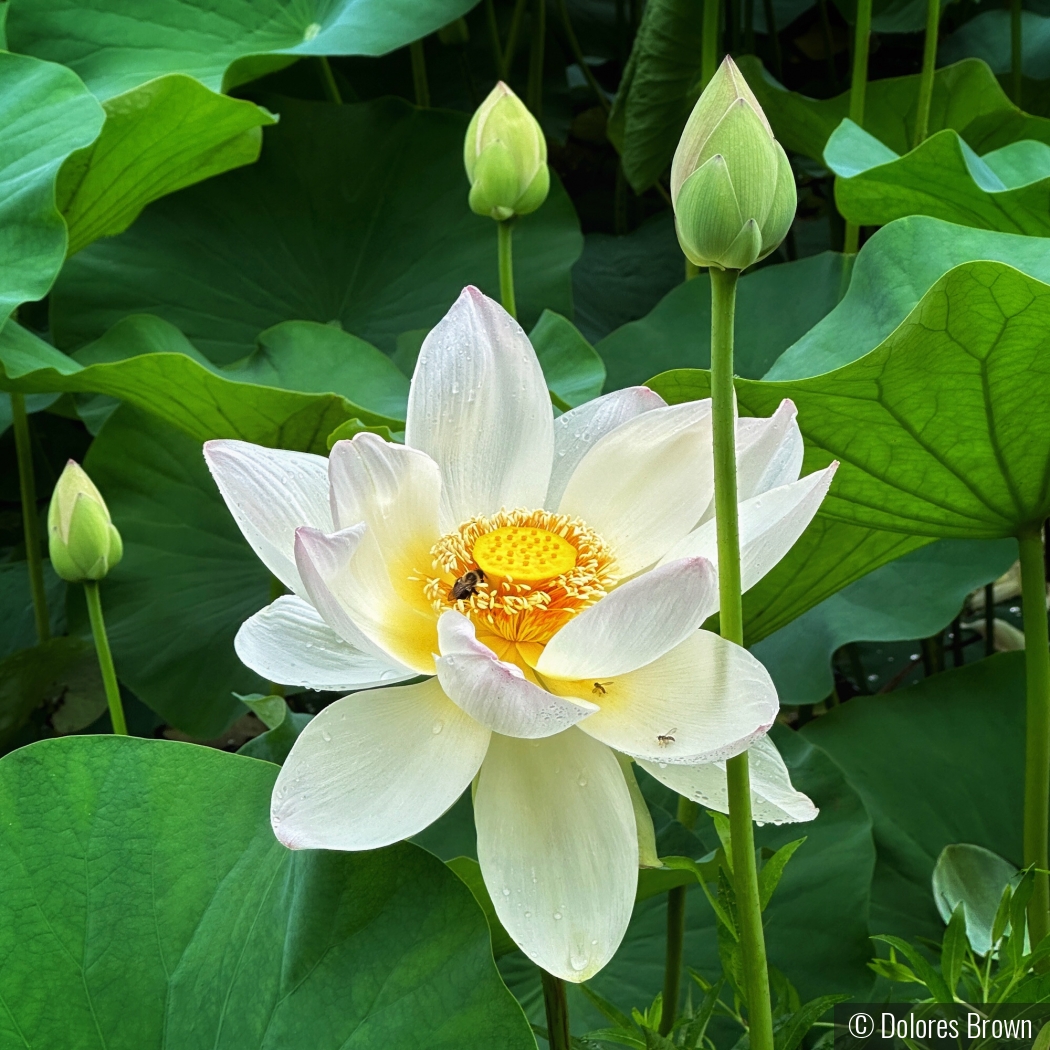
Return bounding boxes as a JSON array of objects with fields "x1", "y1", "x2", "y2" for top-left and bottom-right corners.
[{"x1": 205, "y1": 287, "x2": 835, "y2": 982}]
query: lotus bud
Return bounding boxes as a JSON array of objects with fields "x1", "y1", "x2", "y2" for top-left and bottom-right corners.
[
  {"x1": 670, "y1": 56, "x2": 796, "y2": 271},
  {"x1": 48, "y1": 460, "x2": 123, "y2": 583},
  {"x1": 464, "y1": 81, "x2": 550, "y2": 221}
]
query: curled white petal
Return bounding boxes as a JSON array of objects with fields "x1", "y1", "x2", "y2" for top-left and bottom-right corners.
[
  {"x1": 546, "y1": 387, "x2": 667, "y2": 510},
  {"x1": 436, "y1": 611, "x2": 596, "y2": 738},
  {"x1": 536, "y1": 557, "x2": 718, "y2": 679},
  {"x1": 549, "y1": 630, "x2": 778, "y2": 764},
  {"x1": 204, "y1": 439, "x2": 331, "y2": 597},
  {"x1": 475, "y1": 728, "x2": 637, "y2": 981},
  {"x1": 639, "y1": 733, "x2": 818, "y2": 825},
  {"x1": 272, "y1": 677, "x2": 490, "y2": 850},
  {"x1": 735, "y1": 399, "x2": 804, "y2": 500},
  {"x1": 405, "y1": 286, "x2": 554, "y2": 529},
  {"x1": 235, "y1": 595, "x2": 412, "y2": 691}
]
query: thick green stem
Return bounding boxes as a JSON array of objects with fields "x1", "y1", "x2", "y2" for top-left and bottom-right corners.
[
  {"x1": 912, "y1": 0, "x2": 940, "y2": 148},
  {"x1": 843, "y1": 0, "x2": 872, "y2": 254},
  {"x1": 540, "y1": 969, "x2": 571, "y2": 1050},
  {"x1": 527, "y1": 0, "x2": 546, "y2": 118},
  {"x1": 702, "y1": 0, "x2": 721, "y2": 88},
  {"x1": 318, "y1": 57, "x2": 343, "y2": 104},
  {"x1": 497, "y1": 220, "x2": 517, "y2": 319},
  {"x1": 762, "y1": 0, "x2": 783, "y2": 80},
  {"x1": 1020, "y1": 524, "x2": 1050, "y2": 947},
  {"x1": 11, "y1": 393, "x2": 49, "y2": 644},
  {"x1": 1012, "y1": 0, "x2": 1023, "y2": 104},
  {"x1": 84, "y1": 580, "x2": 128, "y2": 736},
  {"x1": 660, "y1": 796, "x2": 700, "y2": 1035},
  {"x1": 710, "y1": 267, "x2": 773, "y2": 1050},
  {"x1": 502, "y1": 0, "x2": 529, "y2": 79},
  {"x1": 410, "y1": 40, "x2": 430, "y2": 107}
]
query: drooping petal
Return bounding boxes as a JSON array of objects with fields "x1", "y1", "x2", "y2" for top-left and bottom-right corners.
[
  {"x1": 546, "y1": 387, "x2": 667, "y2": 510},
  {"x1": 735, "y1": 399, "x2": 803, "y2": 501},
  {"x1": 557, "y1": 401, "x2": 715, "y2": 576},
  {"x1": 536, "y1": 557, "x2": 718, "y2": 679},
  {"x1": 203, "y1": 440, "x2": 331, "y2": 597},
  {"x1": 294, "y1": 524, "x2": 430, "y2": 674},
  {"x1": 474, "y1": 728, "x2": 638, "y2": 981},
  {"x1": 271, "y1": 677, "x2": 491, "y2": 850},
  {"x1": 436, "y1": 611, "x2": 597, "y2": 738},
  {"x1": 639, "y1": 733, "x2": 818, "y2": 825},
  {"x1": 659, "y1": 464, "x2": 838, "y2": 592},
  {"x1": 405, "y1": 287, "x2": 554, "y2": 528},
  {"x1": 235, "y1": 595, "x2": 414, "y2": 691},
  {"x1": 547, "y1": 630, "x2": 777, "y2": 764}
]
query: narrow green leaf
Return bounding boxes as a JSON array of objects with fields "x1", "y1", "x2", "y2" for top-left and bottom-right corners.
[
  {"x1": 941, "y1": 902, "x2": 968, "y2": 995},
  {"x1": 759, "y1": 838, "x2": 806, "y2": 911}
]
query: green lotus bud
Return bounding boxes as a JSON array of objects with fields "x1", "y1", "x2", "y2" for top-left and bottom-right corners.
[
  {"x1": 464, "y1": 81, "x2": 550, "y2": 221},
  {"x1": 670, "y1": 56, "x2": 796, "y2": 271},
  {"x1": 48, "y1": 459, "x2": 123, "y2": 583}
]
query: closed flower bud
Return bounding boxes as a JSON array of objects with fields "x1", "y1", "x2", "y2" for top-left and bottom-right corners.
[
  {"x1": 464, "y1": 81, "x2": 550, "y2": 221},
  {"x1": 48, "y1": 460, "x2": 123, "y2": 583},
  {"x1": 670, "y1": 56, "x2": 796, "y2": 271}
]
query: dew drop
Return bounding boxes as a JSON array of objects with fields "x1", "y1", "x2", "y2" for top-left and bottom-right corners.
[
  {"x1": 577, "y1": 775, "x2": 588, "y2": 787},
  {"x1": 590, "y1": 939, "x2": 598, "y2": 946},
  {"x1": 553, "y1": 911, "x2": 562, "y2": 920},
  {"x1": 502, "y1": 887, "x2": 511, "y2": 896},
  {"x1": 321, "y1": 730, "x2": 332, "y2": 742},
  {"x1": 570, "y1": 953, "x2": 588, "y2": 972},
  {"x1": 432, "y1": 720, "x2": 444, "y2": 735},
  {"x1": 304, "y1": 21, "x2": 321, "y2": 40},
  {"x1": 524, "y1": 910, "x2": 532, "y2": 918}
]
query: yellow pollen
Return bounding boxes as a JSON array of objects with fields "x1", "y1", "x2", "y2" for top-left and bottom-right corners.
[{"x1": 474, "y1": 526, "x2": 576, "y2": 582}]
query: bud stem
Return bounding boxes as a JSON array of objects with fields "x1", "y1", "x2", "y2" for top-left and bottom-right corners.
[
  {"x1": 11, "y1": 393, "x2": 50, "y2": 644},
  {"x1": 1011, "y1": 0, "x2": 1023, "y2": 104},
  {"x1": 539, "y1": 969, "x2": 571, "y2": 1050},
  {"x1": 1019, "y1": 523, "x2": 1050, "y2": 947},
  {"x1": 710, "y1": 266, "x2": 775, "y2": 1050},
  {"x1": 701, "y1": 0, "x2": 721, "y2": 89},
  {"x1": 912, "y1": 0, "x2": 940, "y2": 148},
  {"x1": 83, "y1": 580, "x2": 128, "y2": 736},
  {"x1": 497, "y1": 219, "x2": 517, "y2": 319},
  {"x1": 317, "y1": 57, "x2": 342, "y2": 104},
  {"x1": 410, "y1": 40, "x2": 431, "y2": 108}
]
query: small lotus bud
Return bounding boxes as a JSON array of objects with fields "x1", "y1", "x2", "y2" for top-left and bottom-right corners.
[
  {"x1": 670, "y1": 56, "x2": 796, "y2": 271},
  {"x1": 464, "y1": 81, "x2": 550, "y2": 221},
  {"x1": 48, "y1": 460, "x2": 123, "y2": 583}
]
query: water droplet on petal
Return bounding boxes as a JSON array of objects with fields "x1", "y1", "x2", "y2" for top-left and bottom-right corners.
[
  {"x1": 577, "y1": 775, "x2": 588, "y2": 787},
  {"x1": 553, "y1": 912, "x2": 562, "y2": 920},
  {"x1": 570, "y1": 953, "x2": 588, "y2": 972},
  {"x1": 432, "y1": 720, "x2": 444, "y2": 735},
  {"x1": 502, "y1": 887, "x2": 511, "y2": 896},
  {"x1": 321, "y1": 730, "x2": 332, "y2": 742}
]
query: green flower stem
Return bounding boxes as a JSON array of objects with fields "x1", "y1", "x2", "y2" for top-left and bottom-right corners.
[
  {"x1": 912, "y1": 0, "x2": 940, "y2": 148},
  {"x1": 702, "y1": 0, "x2": 721, "y2": 89},
  {"x1": 83, "y1": 580, "x2": 128, "y2": 736},
  {"x1": 710, "y1": 266, "x2": 774, "y2": 1050},
  {"x1": 410, "y1": 40, "x2": 431, "y2": 108},
  {"x1": 659, "y1": 797, "x2": 700, "y2": 1036},
  {"x1": 540, "y1": 969, "x2": 571, "y2": 1050},
  {"x1": 1012, "y1": 0, "x2": 1023, "y2": 105},
  {"x1": 527, "y1": 0, "x2": 546, "y2": 118},
  {"x1": 502, "y1": 0, "x2": 529, "y2": 80},
  {"x1": 497, "y1": 219, "x2": 517, "y2": 319},
  {"x1": 485, "y1": 0, "x2": 504, "y2": 73},
  {"x1": 843, "y1": 0, "x2": 873, "y2": 255},
  {"x1": 318, "y1": 57, "x2": 343, "y2": 104},
  {"x1": 556, "y1": 0, "x2": 609, "y2": 112},
  {"x1": 11, "y1": 393, "x2": 49, "y2": 644},
  {"x1": 762, "y1": 0, "x2": 783, "y2": 80},
  {"x1": 1020, "y1": 524, "x2": 1050, "y2": 947}
]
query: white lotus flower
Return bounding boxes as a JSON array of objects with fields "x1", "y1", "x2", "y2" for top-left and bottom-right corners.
[{"x1": 204, "y1": 287, "x2": 835, "y2": 982}]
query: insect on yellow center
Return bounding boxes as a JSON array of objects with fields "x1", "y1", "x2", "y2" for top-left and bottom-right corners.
[{"x1": 472, "y1": 525, "x2": 577, "y2": 583}]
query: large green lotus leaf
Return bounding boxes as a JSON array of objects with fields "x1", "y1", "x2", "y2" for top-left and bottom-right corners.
[
  {"x1": 0, "y1": 314, "x2": 407, "y2": 453},
  {"x1": 802, "y1": 653, "x2": 1025, "y2": 941},
  {"x1": 84, "y1": 405, "x2": 269, "y2": 735},
  {"x1": 501, "y1": 724, "x2": 877, "y2": 1028},
  {"x1": 739, "y1": 56, "x2": 1050, "y2": 164},
  {"x1": 0, "y1": 735, "x2": 535, "y2": 1048},
  {"x1": 769, "y1": 216, "x2": 1050, "y2": 380},
  {"x1": 597, "y1": 252, "x2": 846, "y2": 391},
  {"x1": 0, "y1": 52, "x2": 104, "y2": 329},
  {"x1": 58, "y1": 75, "x2": 275, "y2": 256},
  {"x1": 753, "y1": 538, "x2": 1017, "y2": 705},
  {"x1": 51, "y1": 98, "x2": 582, "y2": 362},
  {"x1": 941, "y1": 10, "x2": 1050, "y2": 82},
  {"x1": 827, "y1": 121, "x2": 1050, "y2": 235},
  {"x1": 528, "y1": 311, "x2": 606, "y2": 409},
  {"x1": 7, "y1": 0, "x2": 480, "y2": 101},
  {"x1": 652, "y1": 261, "x2": 1050, "y2": 539}
]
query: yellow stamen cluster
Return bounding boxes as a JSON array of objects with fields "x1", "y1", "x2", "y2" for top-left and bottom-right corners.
[{"x1": 421, "y1": 508, "x2": 617, "y2": 644}]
